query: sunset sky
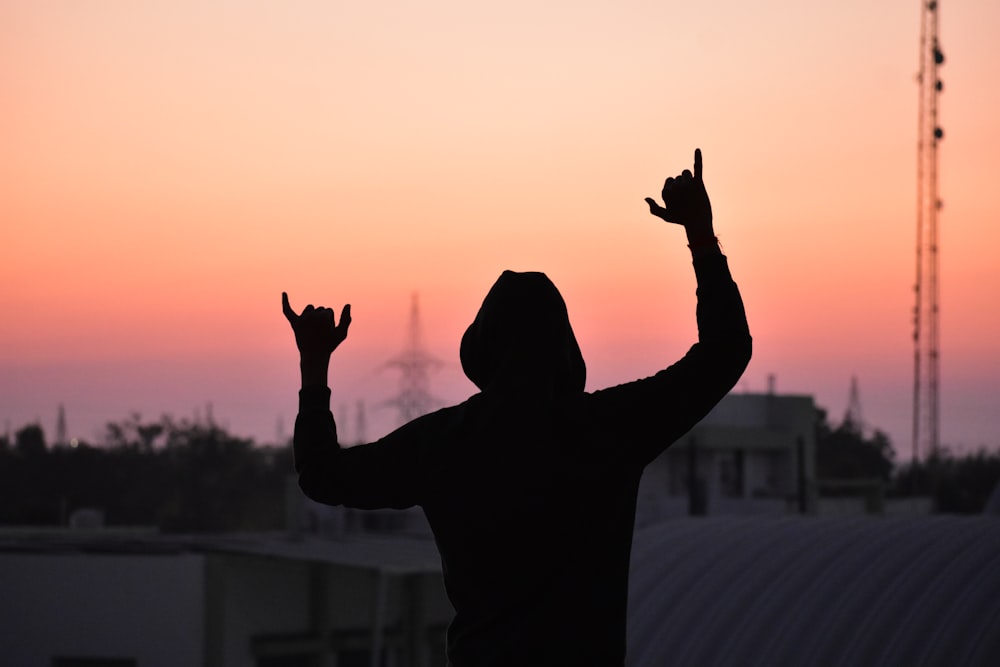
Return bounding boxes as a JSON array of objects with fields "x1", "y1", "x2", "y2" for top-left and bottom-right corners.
[{"x1": 3, "y1": 0, "x2": 1000, "y2": 458}]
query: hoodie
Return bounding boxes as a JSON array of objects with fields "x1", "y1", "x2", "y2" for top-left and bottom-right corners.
[
  {"x1": 294, "y1": 252, "x2": 751, "y2": 666},
  {"x1": 460, "y1": 270, "x2": 586, "y2": 397}
]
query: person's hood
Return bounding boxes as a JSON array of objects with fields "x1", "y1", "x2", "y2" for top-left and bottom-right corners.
[{"x1": 460, "y1": 270, "x2": 586, "y2": 394}]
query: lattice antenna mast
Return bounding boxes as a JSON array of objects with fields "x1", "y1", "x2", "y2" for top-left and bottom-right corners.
[
  {"x1": 912, "y1": 0, "x2": 945, "y2": 462},
  {"x1": 275, "y1": 415, "x2": 285, "y2": 444},
  {"x1": 844, "y1": 376, "x2": 865, "y2": 434},
  {"x1": 354, "y1": 400, "x2": 368, "y2": 445},
  {"x1": 56, "y1": 404, "x2": 67, "y2": 446},
  {"x1": 383, "y1": 292, "x2": 444, "y2": 425}
]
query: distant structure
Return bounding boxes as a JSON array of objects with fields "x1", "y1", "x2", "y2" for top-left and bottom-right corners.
[
  {"x1": 354, "y1": 399, "x2": 368, "y2": 445},
  {"x1": 382, "y1": 293, "x2": 443, "y2": 425},
  {"x1": 275, "y1": 415, "x2": 285, "y2": 444},
  {"x1": 335, "y1": 401, "x2": 369, "y2": 445},
  {"x1": 637, "y1": 391, "x2": 819, "y2": 520},
  {"x1": 912, "y1": 0, "x2": 945, "y2": 462},
  {"x1": 55, "y1": 404, "x2": 67, "y2": 446},
  {"x1": 843, "y1": 376, "x2": 864, "y2": 433}
]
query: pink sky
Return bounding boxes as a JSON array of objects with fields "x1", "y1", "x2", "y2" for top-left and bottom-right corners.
[{"x1": 3, "y1": 0, "x2": 1000, "y2": 456}]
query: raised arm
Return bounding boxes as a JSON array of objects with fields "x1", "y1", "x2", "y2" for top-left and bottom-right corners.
[
  {"x1": 282, "y1": 293, "x2": 430, "y2": 509},
  {"x1": 589, "y1": 149, "x2": 751, "y2": 464}
]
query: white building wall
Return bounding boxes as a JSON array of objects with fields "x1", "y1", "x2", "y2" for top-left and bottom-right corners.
[
  {"x1": 2, "y1": 544, "x2": 455, "y2": 667},
  {"x1": 637, "y1": 392, "x2": 818, "y2": 518},
  {"x1": 211, "y1": 555, "x2": 312, "y2": 667},
  {"x1": 0, "y1": 552, "x2": 204, "y2": 667}
]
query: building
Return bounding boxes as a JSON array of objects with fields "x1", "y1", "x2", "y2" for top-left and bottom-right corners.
[
  {"x1": 4, "y1": 515, "x2": 999, "y2": 667},
  {"x1": 627, "y1": 515, "x2": 1000, "y2": 666},
  {"x1": 637, "y1": 391, "x2": 818, "y2": 522},
  {"x1": 0, "y1": 529, "x2": 450, "y2": 667}
]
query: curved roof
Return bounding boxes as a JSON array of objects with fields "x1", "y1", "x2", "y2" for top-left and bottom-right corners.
[{"x1": 628, "y1": 517, "x2": 1000, "y2": 667}]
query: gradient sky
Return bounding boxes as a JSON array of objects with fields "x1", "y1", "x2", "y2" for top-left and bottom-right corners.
[{"x1": 3, "y1": 0, "x2": 1000, "y2": 458}]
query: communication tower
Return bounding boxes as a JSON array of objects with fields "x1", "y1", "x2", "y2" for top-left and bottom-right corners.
[
  {"x1": 912, "y1": 0, "x2": 945, "y2": 462},
  {"x1": 56, "y1": 404, "x2": 67, "y2": 446},
  {"x1": 844, "y1": 376, "x2": 865, "y2": 434},
  {"x1": 354, "y1": 400, "x2": 368, "y2": 445}
]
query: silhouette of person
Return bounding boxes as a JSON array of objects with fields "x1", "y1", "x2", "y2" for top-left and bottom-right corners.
[{"x1": 283, "y1": 149, "x2": 751, "y2": 666}]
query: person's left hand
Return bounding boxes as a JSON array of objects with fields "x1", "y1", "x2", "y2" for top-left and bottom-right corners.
[
  {"x1": 644, "y1": 148, "x2": 714, "y2": 238},
  {"x1": 282, "y1": 292, "x2": 351, "y2": 359}
]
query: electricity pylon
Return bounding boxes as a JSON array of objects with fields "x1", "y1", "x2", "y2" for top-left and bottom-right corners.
[{"x1": 383, "y1": 293, "x2": 444, "y2": 425}]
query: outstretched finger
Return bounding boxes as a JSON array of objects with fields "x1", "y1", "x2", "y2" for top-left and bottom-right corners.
[
  {"x1": 694, "y1": 148, "x2": 703, "y2": 181},
  {"x1": 339, "y1": 304, "x2": 352, "y2": 333},
  {"x1": 282, "y1": 292, "x2": 298, "y2": 322}
]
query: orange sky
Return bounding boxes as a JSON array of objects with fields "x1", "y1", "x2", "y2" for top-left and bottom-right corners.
[{"x1": 3, "y1": 0, "x2": 1000, "y2": 455}]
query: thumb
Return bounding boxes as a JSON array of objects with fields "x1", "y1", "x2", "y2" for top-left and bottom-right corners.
[{"x1": 282, "y1": 292, "x2": 297, "y2": 323}]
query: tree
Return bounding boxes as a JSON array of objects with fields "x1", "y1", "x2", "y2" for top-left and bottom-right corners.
[
  {"x1": 815, "y1": 409, "x2": 895, "y2": 483},
  {"x1": 156, "y1": 416, "x2": 278, "y2": 531},
  {"x1": 14, "y1": 423, "x2": 47, "y2": 457},
  {"x1": 894, "y1": 447, "x2": 1000, "y2": 513},
  {"x1": 103, "y1": 413, "x2": 165, "y2": 452},
  {"x1": 0, "y1": 414, "x2": 293, "y2": 531}
]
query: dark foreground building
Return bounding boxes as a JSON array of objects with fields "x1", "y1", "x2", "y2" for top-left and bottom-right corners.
[{"x1": 2, "y1": 515, "x2": 998, "y2": 666}]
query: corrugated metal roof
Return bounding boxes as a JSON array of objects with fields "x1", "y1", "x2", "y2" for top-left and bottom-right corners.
[{"x1": 627, "y1": 517, "x2": 1000, "y2": 667}]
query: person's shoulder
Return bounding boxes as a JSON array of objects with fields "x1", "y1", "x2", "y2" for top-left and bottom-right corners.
[{"x1": 401, "y1": 393, "x2": 481, "y2": 430}]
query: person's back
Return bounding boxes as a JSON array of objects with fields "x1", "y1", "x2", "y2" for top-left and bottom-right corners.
[
  {"x1": 416, "y1": 392, "x2": 642, "y2": 665},
  {"x1": 283, "y1": 149, "x2": 751, "y2": 666}
]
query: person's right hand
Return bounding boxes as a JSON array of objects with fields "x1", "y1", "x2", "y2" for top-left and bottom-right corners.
[
  {"x1": 282, "y1": 292, "x2": 351, "y2": 360},
  {"x1": 644, "y1": 148, "x2": 714, "y2": 237}
]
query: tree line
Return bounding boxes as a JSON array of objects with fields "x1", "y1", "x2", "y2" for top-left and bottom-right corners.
[
  {"x1": 814, "y1": 408, "x2": 1000, "y2": 514},
  {"x1": 0, "y1": 414, "x2": 293, "y2": 532},
  {"x1": 1, "y1": 408, "x2": 998, "y2": 532}
]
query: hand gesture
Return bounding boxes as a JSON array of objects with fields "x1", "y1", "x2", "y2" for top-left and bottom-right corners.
[
  {"x1": 282, "y1": 292, "x2": 352, "y2": 359},
  {"x1": 644, "y1": 148, "x2": 713, "y2": 236}
]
